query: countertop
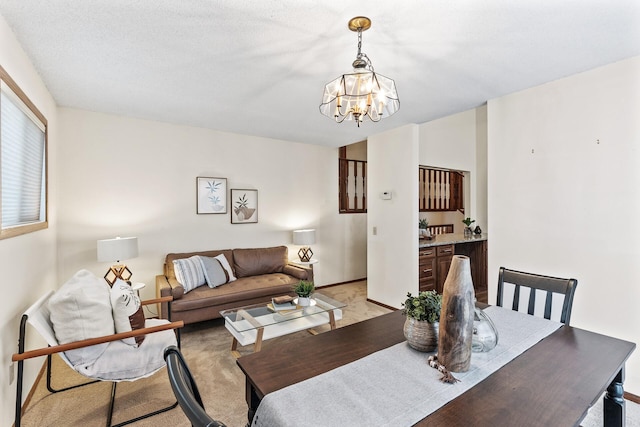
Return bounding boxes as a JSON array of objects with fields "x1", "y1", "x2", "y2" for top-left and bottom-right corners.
[{"x1": 419, "y1": 233, "x2": 488, "y2": 248}]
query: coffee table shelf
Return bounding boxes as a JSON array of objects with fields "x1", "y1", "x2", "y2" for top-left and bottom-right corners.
[{"x1": 221, "y1": 293, "x2": 345, "y2": 357}]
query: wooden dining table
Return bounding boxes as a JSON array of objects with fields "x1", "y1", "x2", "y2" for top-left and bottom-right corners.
[{"x1": 236, "y1": 309, "x2": 635, "y2": 426}]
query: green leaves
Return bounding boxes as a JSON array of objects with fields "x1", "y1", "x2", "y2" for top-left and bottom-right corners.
[
  {"x1": 462, "y1": 217, "x2": 475, "y2": 227},
  {"x1": 402, "y1": 290, "x2": 442, "y2": 323},
  {"x1": 293, "y1": 280, "x2": 315, "y2": 297}
]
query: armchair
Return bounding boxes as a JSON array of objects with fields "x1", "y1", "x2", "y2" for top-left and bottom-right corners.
[{"x1": 12, "y1": 273, "x2": 184, "y2": 427}]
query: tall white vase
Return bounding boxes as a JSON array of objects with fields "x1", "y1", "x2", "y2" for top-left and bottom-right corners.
[{"x1": 438, "y1": 255, "x2": 475, "y2": 372}]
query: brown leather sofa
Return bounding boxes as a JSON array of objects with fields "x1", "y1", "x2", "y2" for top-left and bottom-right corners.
[{"x1": 156, "y1": 246, "x2": 312, "y2": 325}]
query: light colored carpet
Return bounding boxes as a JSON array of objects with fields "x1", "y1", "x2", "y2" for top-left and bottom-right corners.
[
  {"x1": 18, "y1": 281, "x2": 390, "y2": 426},
  {"x1": 18, "y1": 281, "x2": 640, "y2": 426}
]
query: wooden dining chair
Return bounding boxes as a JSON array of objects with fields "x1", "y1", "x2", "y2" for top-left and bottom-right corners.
[
  {"x1": 164, "y1": 346, "x2": 227, "y2": 427},
  {"x1": 496, "y1": 267, "x2": 578, "y2": 325}
]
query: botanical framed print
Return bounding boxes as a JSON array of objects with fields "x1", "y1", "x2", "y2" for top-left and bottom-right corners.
[
  {"x1": 231, "y1": 189, "x2": 258, "y2": 224},
  {"x1": 197, "y1": 177, "x2": 227, "y2": 214}
]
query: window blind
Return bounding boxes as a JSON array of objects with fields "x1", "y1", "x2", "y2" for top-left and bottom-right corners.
[{"x1": 1, "y1": 80, "x2": 46, "y2": 229}]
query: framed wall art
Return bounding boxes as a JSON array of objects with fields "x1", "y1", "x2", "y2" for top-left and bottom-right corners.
[
  {"x1": 196, "y1": 177, "x2": 227, "y2": 214},
  {"x1": 231, "y1": 189, "x2": 258, "y2": 224}
]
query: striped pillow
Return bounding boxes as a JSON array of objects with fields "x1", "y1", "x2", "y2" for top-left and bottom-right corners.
[{"x1": 173, "y1": 256, "x2": 206, "y2": 293}]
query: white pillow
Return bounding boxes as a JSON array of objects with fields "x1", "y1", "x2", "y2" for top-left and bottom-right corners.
[
  {"x1": 48, "y1": 269, "x2": 114, "y2": 367},
  {"x1": 110, "y1": 279, "x2": 146, "y2": 347},
  {"x1": 215, "y1": 254, "x2": 237, "y2": 282},
  {"x1": 173, "y1": 256, "x2": 206, "y2": 293},
  {"x1": 198, "y1": 256, "x2": 229, "y2": 288}
]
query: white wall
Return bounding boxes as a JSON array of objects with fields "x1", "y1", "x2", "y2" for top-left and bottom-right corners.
[
  {"x1": 418, "y1": 106, "x2": 488, "y2": 233},
  {"x1": 487, "y1": 56, "x2": 640, "y2": 394},
  {"x1": 0, "y1": 14, "x2": 59, "y2": 425},
  {"x1": 367, "y1": 124, "x2": 419, "y2": 307},
  {"x1": 56, "y1": 108, "x2": 367, "y2": 299}
]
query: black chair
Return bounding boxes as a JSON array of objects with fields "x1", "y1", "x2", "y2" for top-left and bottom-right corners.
[
  {"x1": 496, "y1": 267, "x2": 578, "y2": 325},
  {"x1": 164, "y1": 346, "x2": 227, "y2": 427}
]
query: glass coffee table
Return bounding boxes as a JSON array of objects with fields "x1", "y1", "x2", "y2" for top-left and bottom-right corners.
[{"x1": 220, "y1": 293, "x2": 346, "y2": 358}]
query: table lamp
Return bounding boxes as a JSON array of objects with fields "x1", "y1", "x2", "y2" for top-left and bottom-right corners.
[
  {"x1": 293, "y1": 229, "x2": 316, "y2": 262},
  {"x1": 97, "y1": 236, "x2": 139, "y2": 285}
]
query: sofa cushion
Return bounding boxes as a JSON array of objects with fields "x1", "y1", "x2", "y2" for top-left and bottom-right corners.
[
  {"x1": 173, "y1": 256, "x2": 206, "y2": 293},
  {"x1": 233, "y1": 246, "x2": 288, "y2": 278},
  {"x1": 214, "y1": 254, "x2": 237, "y2": 282},
  {"x1": 198, "y1": 256, "x2": 229, "y2": 288},
  {"x1": 165, "y1": 250, "x2": 234, "y2": 280},
  {"x1": 170, "y1": 273, "x2": 298, "y2": 313}
]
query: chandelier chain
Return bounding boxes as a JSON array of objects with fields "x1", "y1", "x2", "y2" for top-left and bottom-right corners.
[{"x1": 356, "y1": 28, "x2": 374, "y2": 71}]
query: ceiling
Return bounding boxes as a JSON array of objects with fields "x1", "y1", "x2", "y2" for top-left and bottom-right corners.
[{"x1": 1, "y1": 1, "x2": 639, "y2": 148}]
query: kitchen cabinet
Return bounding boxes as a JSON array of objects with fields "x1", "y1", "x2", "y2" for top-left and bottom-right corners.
[{"x1": 418, "y1": 234, "x2": 487, "y2": 303}]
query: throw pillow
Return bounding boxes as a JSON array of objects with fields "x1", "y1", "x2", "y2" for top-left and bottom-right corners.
[
  {"x1": 214, "y1": 253, "x2": 237, "y2": 282},
  {"x1": 48, "y1": 269, "x2": 114, "y2": 367},
  {"x1": 173, "y1": 256, "x2": 206, "y2": 293},
  {"x1": 198, "y1": 256, "x2": 229, "y2": 288},
  {"x1": 110, "y1": 279, "x2": 145, "y2": 346}
]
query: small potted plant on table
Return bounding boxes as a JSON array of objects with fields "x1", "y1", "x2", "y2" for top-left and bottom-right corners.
[
  {"x1": 402, "y1": 290, "x2": 442, "y2": 352},
  {"x1": 293, "y1": 280, "x2": 315, "y2": 307}
]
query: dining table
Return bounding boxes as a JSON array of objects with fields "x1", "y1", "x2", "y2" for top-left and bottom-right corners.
[{"x1": 236, "y1": 307, "x2": 635, "y2": 426}]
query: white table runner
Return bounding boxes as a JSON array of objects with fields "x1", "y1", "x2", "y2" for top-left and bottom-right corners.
[{"x1": 252, "y1": 306, "x2": 562, "y2": 427}]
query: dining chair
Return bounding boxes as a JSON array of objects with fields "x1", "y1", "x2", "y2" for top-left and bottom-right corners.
[
  {"x1": 496, "y1": 267, "x2": 578, "y2": 325},
  {"x1": 164, "y1": 346, "x2": 227, "y2": 427},
  {"x1": 12, "y1": 274, "x2": 184, "y2": 427}
]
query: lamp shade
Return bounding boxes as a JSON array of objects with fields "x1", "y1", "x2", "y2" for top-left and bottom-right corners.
[
  {"x1": 97, "y1": 237, "x2": 139, "y2": 262},
  {"x1": 292, "y1": 229, "x2": 316, "y2": 246}
]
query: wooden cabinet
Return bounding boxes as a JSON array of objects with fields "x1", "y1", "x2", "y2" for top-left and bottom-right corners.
[
  {"x1": 418, "y1": 244, "x2": 453, "y2": 293},
  {"x1": 418, "y1": 239, "x2": 488, "y2": 303},
  {"x1": 454, "y1": 239, "x2": 488, "y2": 303},
  {"x1": 435, "y1": 245, "x2": 454, "y2": 293},
  {"x1": 418, "y1": 247, "x2": 436, "y2": 292}
]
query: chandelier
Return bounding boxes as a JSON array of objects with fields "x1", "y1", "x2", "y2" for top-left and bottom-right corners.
[{"x1": 320, "y1": 16, "x2": 400, "y2": 127}]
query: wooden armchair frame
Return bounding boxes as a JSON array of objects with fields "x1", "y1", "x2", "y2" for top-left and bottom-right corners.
[{"x1": 12, "y1": 293, "x2": 184, "y2": 427}]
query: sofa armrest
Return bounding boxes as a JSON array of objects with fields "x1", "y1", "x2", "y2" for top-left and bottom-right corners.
[
  {"x1": 283, "y1": 263, "x2": 314, "y2": 283},
  {"x1": 156, "y1": 275, "x2": 185, "y2": 320}
]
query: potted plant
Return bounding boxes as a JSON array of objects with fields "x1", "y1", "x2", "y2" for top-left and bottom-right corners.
[
  {"x1": 402, "y1": 290, "x2": 442, "y2": 352},
  {"x1": 293, "y1": 280, "x2": 315, "y2": 306},
  {"x1": 462, "y1": 217, "x2": 475, "y2": 237},
  {"x1": 418, "y1": 218, "x2": 430, "y2": 238}
]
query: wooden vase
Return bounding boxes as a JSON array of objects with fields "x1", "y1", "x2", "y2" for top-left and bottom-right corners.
[{"x1": 438, "y1": 255, "x2": 475, "y2": 372}]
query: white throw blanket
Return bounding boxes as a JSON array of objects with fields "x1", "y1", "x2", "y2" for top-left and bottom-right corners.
[{"x1": 252, "y1": 306, "x2": 562, "y2": 427}]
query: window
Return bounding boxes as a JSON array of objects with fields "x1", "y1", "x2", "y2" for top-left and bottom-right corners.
[{"x1": 0, "y1": 66, "x2": 48, "y2": 239}]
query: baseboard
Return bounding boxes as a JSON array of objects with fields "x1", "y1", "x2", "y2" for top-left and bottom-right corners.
[
  {"x1": 366, "y1": 298, "x2": 398, "y2": 311},
  {"x1": 316, "y1": 278, "x2": 367, "y2": 289}
]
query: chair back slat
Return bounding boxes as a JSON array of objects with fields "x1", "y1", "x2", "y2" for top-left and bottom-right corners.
[
  {"x1": 512, "y1": 285, "x2": 521, "y2": 312},
  {"x1": 497, "y1": 267, "x2": 578, "y2": 325}
]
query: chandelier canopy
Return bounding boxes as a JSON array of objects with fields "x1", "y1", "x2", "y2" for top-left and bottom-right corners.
[{"x1": 320, "y1": 16, "x2": 400, "y2": 127}]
